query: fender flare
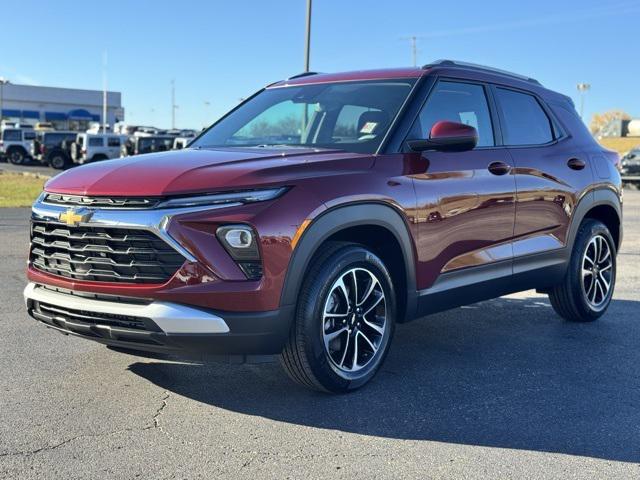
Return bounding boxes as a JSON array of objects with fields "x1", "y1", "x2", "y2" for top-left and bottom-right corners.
[
  {"x1": 567, "y1": 187, "x2": 622, "y2": 252},
  {"x1": 279, "y1": 202, "x2": 418, "y2": 321}
]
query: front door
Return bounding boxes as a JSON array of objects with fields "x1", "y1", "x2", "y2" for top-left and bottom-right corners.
[{"x1": 406, "y1": 80, "x2": 517, "y2": 289}]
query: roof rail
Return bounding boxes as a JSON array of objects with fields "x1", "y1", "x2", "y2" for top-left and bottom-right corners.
[
  {"x1": 423, "y1": 59, "x2": 541, "y2": 86},
  {"x1": 287, "y1": 71, "x2": 321, "y2": 80}
]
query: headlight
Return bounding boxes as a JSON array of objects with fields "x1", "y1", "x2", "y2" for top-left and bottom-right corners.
[{"x1": 157, "y1": 187, "x2": 287, "y2": 209}]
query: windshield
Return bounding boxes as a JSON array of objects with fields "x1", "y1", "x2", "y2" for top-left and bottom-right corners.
[{"x1": 192, "y1": 79, "x2": 417, "y2": 154}]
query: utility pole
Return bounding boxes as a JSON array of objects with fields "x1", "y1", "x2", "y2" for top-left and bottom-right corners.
[
  {"x1": 400, "y1": 35, "x2": 422, "y2": 67},
  {"x1": 577, "y1": 83, "x2": 591, "y2": 120},
  {"x1": 102, "y1": 51, "x2": 108, "y2": 133},
  {"x1": 171, "y1": 79, "x2": 176, "y2": 129},
  {"x1": 304, "y1": 0, "x2": 312, "y2": 71},
  {"x1": 203, "y1": 101, "x2": 211, "y2": 129}
]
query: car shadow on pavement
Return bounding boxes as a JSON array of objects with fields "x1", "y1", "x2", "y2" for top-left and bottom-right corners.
[{"x1": 129, "y1": 295, "x2": 640, "y2": 463}]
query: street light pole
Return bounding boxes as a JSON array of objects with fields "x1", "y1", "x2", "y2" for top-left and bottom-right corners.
[
  {"x1": 304, "y1": 0, "x2": 312, "y2": 72},
  {"x1": 577, "y1": 83, "x2": 591, "y2": 120},
  {"x1": 102, "y1": 51, "x2": 108, "y2": 133},
  {"x1": 0, "y1": 77, "x2": 7, "y2": 125}
]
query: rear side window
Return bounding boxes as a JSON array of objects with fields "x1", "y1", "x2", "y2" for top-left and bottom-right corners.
[
  {"x1": 88, "y1": 137, "x2": 103, "y2": 147},
  {"x1": 409, "y1": 81, "x2": 495, "y2": 147},
  {"x1": 495, "y1": 88, "x2": 554, "y2": 145},
  {"x1": 23, "y1": 131, "x2": 36, "y2": 140},
  {"x1": 107, "y1": 137, "x2": 120, "y2": 147},
  {"x1": 2, "y1": 130, "x2": 22, "y2": 141}
]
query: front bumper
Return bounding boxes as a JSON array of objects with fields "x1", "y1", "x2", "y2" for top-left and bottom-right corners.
[{"x1": 24, "y1": 283, "x2": 293, "y2": 356}]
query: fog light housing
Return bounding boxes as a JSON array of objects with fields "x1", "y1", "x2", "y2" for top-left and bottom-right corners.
[
  {"x1": 224, "y1": 228, "x2": 253, "y2": 249},
  {"x1": 216, "y1": 225, "x2": 262, "y2": 280}
]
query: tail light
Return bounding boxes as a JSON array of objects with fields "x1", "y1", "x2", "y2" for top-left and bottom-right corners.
[
  {"x1": 40, "y1": 145, "x2": 47, "y2": 154},
  {"x1": 82, "y1": 148, "x2": 87, "y2": 155}
]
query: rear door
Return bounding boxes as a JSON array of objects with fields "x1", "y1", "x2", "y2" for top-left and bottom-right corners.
[
  {"x1": 408, "y1": 79, "x2": 517, "y2": 289},
  {"x1": 107, "y1": 136, "x2": 121, "y2": 158},
  {"x1": 492, "y1": 87, "x2": 594, "y2": 264}
]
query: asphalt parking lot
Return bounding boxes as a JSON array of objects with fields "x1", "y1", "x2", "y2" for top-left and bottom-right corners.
[
  {"x1": 1, "y1": 190, "x2": 639, "y2": 479},
  {"x1": 0, "y1": 160, "x2": 59, "y2": 179}
]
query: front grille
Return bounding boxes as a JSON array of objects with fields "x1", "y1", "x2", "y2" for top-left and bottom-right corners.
[
  {"x1": 43, "y1": 193, "x2": 162, "y2": 209},
  {"x1": 30, "y1": 220, "x2": 186, "y2": 283},
  {"x1": 30, "y1": 299, "x2": 162, "y2": 345}
]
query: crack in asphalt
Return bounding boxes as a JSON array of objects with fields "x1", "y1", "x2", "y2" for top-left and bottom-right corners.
[
  {"x1": 1, "y1": 390, "x2": 173, "y2": 458},
  {"x1": 149, "y1": 390, "x2": 171, "y2": 431},
  {"x1": 0, "y1": 428, "x2": 133, "y2": 459}
]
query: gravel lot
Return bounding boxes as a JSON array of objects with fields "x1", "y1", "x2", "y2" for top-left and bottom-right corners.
[{"x1": 1, "y1": 190, "x2": 639, "y2": 479}]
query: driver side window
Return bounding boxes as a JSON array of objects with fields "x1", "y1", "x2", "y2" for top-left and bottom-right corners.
[{"x1": 410, "y1": 81, "x2": 495, "y2": 147}]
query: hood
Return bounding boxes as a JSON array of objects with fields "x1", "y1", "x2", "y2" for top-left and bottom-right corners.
[{"x1": 45, "y1": 147, "x2": 373, "y2": 197}]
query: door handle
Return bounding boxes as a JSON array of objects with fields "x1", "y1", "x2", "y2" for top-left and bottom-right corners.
[
  {"x1": 488, "y1": 161, "x2": 511, "y2": 176},
  {"x1": 567, "y1": 158, "x2": 586, "y2": 170}
]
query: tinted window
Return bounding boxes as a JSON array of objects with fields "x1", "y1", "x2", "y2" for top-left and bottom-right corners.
[
  {"x1": 23, "y1": 131, "x2": 36, "y2": 140},
  {"x1": 2, "y1": 129, "x2": 22, "y2": 141},
  {"x1": 107, "y1": 137, "x2": 120, "y2": 147},
  {"x1": 192, "y1": 80, "x2": 416, "y2": 154},
  {"x1": 409, "y1": 81, "x2": 494, "y2": 147},
  {"x1": 44, "y1": 133, "x2": 73, "y2": 146},
  {"x1": 495, "y1": 88, "x2": 553, "y2": 145},
  {"x1": 88, "y1": 137, "x2": 103, "y2": 147}
]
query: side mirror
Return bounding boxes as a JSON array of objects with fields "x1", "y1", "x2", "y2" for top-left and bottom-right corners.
[{"x1": 408, "y1": 120, "x2": 478, "y2": 153}]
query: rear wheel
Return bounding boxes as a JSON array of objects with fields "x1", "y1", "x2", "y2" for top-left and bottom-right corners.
[
  {"x1": 549, "y1": 219, "x2": 616, "y2": 322},
  {"x1": 49, "y1": 152, "x2": 69, "y2": 169},
  {"x1": 281, "y1": 242, "x2": 396, "y2": 393},
  {"x1": 7, "y1": 147, "x2": 26, "y2": 165}
]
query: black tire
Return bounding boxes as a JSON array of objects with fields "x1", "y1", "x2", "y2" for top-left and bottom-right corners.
[
  {"x1": 549, "y1": 219, "x2": 616, "y2": 322},
  {"x1": 7, "y1": 147, "x2": 26, "y2": 165},
  {"x1": 91, "y1": 154, "x2": 108, "y2": 162},
  {"x1": 49, "y1": 152, "x2": 69, "y2": 170},
  {"x1": 280, "y1": 242, "x2": 396, "y2": 393}
]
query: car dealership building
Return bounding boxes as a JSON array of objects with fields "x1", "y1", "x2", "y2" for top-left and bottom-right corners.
[{"x1": 0, "y1": 82, "x2": 124, "y2": 131}]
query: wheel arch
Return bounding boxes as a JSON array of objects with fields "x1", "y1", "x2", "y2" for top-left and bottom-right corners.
[
  {"x1": 280, "y1": 202, "x2": 418, "y2": 323},
  {"x1": 569, "y1": 188, "x2": 622, "y2": 252}
]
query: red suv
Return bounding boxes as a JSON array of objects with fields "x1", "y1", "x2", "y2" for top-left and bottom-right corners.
[{"x1": 25, "y1": 60, "x2": 622, "y2": 392}]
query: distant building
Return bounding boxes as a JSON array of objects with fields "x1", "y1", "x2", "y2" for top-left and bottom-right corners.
[
  {"x1": 0, "y1": 83, "x2": 124, "y2": 131},
  {"x1": 597, "y1": 118, "x2": 640, "y2": 138}
]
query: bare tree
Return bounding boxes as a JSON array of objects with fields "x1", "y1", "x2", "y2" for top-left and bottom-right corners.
[{"x1": 590, "y1": 110, "x2": 631, "y2": 134}]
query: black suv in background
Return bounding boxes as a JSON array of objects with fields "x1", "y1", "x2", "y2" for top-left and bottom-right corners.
[
  {"x1": 121, "y1": 135, "x2": 175, "y2": 157},
  {"x1": 34, "y1": 131, "x2": 77, "y2": 169}
]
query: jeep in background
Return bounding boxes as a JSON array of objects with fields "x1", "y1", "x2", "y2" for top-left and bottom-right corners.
[
  {"x1": 33, "y1": 131, "x2": 78, "y2": 169},
  {"x1": 0, "y1": 127, "x2": 35, "y2": 164},
  {"x1": 70, "y1": 133, "x2": 125, "y2": 164},
  {"x1": 25, "y1": 61, "x2": 622, "y2": 393}
]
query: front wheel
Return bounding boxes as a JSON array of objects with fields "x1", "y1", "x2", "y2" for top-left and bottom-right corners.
[
  {"x1": 549, "y1": 219, "x2": 616, "y2": 322},
  {"x1": 281, "y1": 242, "x2": 396, "y2": 393}
]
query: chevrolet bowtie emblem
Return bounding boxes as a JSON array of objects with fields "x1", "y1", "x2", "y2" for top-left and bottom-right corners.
[{"x1": 59, "y1": 208, "x2": 92, "y2": 227}]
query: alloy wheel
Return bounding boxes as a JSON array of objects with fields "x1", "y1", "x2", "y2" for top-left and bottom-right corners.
[
  {"x1": 322, "y1": 268, "x2": 387, "y2": 374},
  {"x1": 581, "y1": 234, "x2": 613, "y2": 310}
]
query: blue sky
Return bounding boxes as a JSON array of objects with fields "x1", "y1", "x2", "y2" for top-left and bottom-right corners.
[{"x1": 2, "y1": 0, "x2": 638, "y2": 128}]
